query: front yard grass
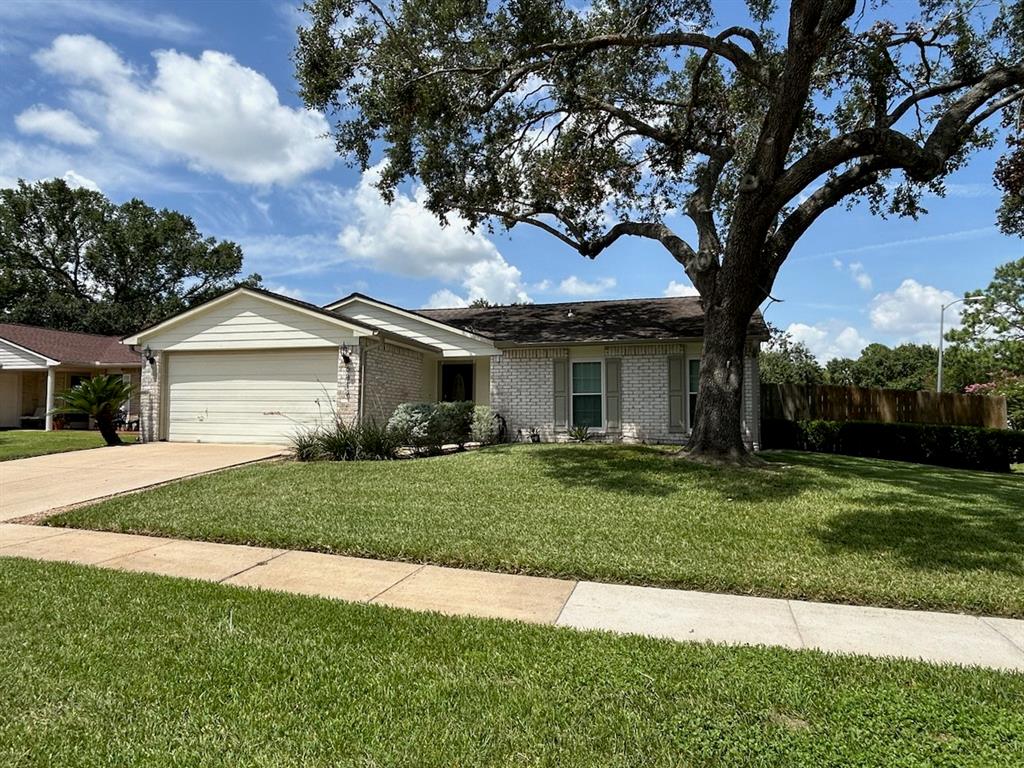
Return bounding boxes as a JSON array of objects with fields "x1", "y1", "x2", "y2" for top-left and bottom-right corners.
[
  {"x1": 2, "y1": 557, "x2": 1022, "y2": 767},
  {"x1": 50, "y1": 444, "x2": 1024, "y2": 617},
  {"x1": 0, "y1": 429, "x2": 136, "y2": 461}
]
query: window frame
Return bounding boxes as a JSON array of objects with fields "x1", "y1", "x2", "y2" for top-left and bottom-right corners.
[
  {"x1": 570, "y1": 358, "x2": 605, "y2": 431},
  {"x1": 686, "y1": 357, "x2": 701, "y2": 433}
]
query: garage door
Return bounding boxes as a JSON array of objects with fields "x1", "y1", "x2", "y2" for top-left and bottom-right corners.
[{"x1": 166, "y1": 349, "x2": 338, "y2": 444}]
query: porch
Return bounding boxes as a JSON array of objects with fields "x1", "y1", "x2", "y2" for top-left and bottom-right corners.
[{"x1": 0, "y1": 367, "x2": 142, "y2": 431}]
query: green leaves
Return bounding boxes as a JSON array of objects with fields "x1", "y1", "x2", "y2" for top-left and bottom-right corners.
[
  {"x1": 0, "y1": 178, "x2": 259, "y2": 336},
  {"x1": 55, "y1": 374, "x2": 133, "y2": 420}
]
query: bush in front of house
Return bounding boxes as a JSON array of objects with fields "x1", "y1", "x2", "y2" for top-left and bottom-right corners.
[
  {"x1": 470, "y1": 405, "x2": 502, "y2": 445},
  {"x1": 387, "y1": 401, "x2": 476, "y2": 454},
  {"x1": 761, "y1": 418, "x2": 1021, "y2": 472},
  {"x1": 290, "y1": 419, "x2": 400, "y2": 462}
]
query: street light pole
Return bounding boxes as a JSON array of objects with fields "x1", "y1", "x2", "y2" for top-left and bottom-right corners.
[{"x1": 937, "y1": 296, "x2": 985, "y2": 392}]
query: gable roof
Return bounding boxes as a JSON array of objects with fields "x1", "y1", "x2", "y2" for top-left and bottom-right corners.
[
  {"x1": 0, "y1": 323, "x2": 140, "y2": 366},
  {"x1": 416, "y1": 296, "x2": 769, "y2": 346},
  {"x1": 123, "y1": 286, "x2": 379, "y2": 345}
]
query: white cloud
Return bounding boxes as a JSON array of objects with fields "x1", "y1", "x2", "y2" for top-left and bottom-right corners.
[
  {"x1": 787, "y1": 322, "x2": 869, "y2": 362},
  {"x1": 33, "y1": 34, "x2": 336, "y2": 185},
  {"x1": 807, "y1": 226, "x2": 995, "y2": 261},
  {"x1": 557, "y1": 276, "x2": 616, "y2": 296},
  {"x1": 664, "y1": 279, "x2": 700, "y2": 297},
  {"x1": 15, "y1": 105, "x2": 99, "y2": 146},
  {"x1": 61, "y1": 170, "x2": 100, "y2": 191},
  {"x1": 425, "y1": 289, "x2": 469, "y2": 309},
  {"x1": 266, "y1": 283, "x2": 306, "y2": 301},
  {"x1": 869, "y1": 279, "x2": 957, "y2": 340},
  {"x1": 849, "y1": 261, "x2": 872, "y2": 290},
  {"x1": 0, "y1": 0, "x2": 198, "y2": 42},
  {"x1": 338, "y1": 163, "x2": 530, "y2": 304}
]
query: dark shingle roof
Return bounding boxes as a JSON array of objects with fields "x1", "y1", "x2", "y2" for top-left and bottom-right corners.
[
  {"x1": 0, "y1": 324, "x2": 140, "y2": 366},
  {"x1": 416, "y1": 296, "x2": 768, "y2": 345}
]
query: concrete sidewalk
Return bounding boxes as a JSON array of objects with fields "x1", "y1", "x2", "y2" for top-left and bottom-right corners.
[{"x1": 2, "y1": 522, "x2": 1023, "y2": 672}]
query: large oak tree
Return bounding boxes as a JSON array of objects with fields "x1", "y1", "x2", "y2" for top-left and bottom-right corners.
[
  {"x1": 295, "y1": 0, "x2": 1024, "y2": 460},
  {"x1": 0, "y1": 178, "x2": 260, "y2": 337}
]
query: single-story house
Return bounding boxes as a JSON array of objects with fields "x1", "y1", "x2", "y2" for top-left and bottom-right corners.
[
  {"x1": 0, "y1": 324, "x2": 142, "y2": 430},
  {"x1": 124, "y1": 286, "x2": 768, "y2": 447}
]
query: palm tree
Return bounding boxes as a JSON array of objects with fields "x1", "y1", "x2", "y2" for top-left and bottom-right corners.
[{"x1": 54, "y1": 374, "x2": 133, "y2": 446}]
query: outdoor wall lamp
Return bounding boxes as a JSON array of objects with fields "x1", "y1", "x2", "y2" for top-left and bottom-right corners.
[
  {"x1": 340, "y1": 343, "x2": 352, "y2": 364},
  {"x1": 143, "y1": 345, "x2": 156, "y2": 364}
]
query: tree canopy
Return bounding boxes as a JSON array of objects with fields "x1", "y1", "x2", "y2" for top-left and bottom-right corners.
[
  {"x1": 758, "y1": 324, "x2": 824, "y2": 385},
  {"x1": 295, "y1": 0, "x2": 1024, "y2": 459},
  {"x1": 0, "y1": 178, "x2": 260, "y2": 337}
]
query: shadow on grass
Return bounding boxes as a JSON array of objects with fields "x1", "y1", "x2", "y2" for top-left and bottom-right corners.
[
  {"x1": 783, "y1": 452, "x2": 1024, "y2": 574},
  {"x1": 521, "y1": 444, "x2": 819, "y2": 502}
]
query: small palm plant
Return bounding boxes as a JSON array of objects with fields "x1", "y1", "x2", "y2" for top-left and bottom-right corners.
[{"x1": 54, "y1": 374, "x2": 133, "y2": 446}]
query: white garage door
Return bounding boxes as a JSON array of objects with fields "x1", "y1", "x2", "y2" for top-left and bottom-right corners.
[{"x1": 167, "y1": 349, "x2": 338, "y2": 444}]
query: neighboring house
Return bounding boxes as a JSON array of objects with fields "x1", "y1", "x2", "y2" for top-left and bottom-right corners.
[
  {"x1": 0, "y1": 324, "x2": 142, "y2": 430},
  {"x1": 125, "y1": 286, "x2": 768, "y2": 447}
]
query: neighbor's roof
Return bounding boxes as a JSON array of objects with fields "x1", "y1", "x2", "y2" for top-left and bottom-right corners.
[
  {"x1": 416, "y1": 296, "x2": 769, "y2": 346},
  {"x1": 0, "y1": 323, "x2": 140, "y2": 366}
]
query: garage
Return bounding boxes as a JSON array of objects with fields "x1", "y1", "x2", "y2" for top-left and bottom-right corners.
[{"x1": 166, "y1": 349, "x2": 339, "y2": 444}]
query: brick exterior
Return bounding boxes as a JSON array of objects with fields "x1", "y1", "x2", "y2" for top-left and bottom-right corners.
[
  {"x1": 139, "y1": 351, "x2": 161, "y2": 443},
  {"x1": 360, "y1": 339, "x2": 425, "y2": 424},
  {"x1": 490, "y1": 351, "x2": 558, "y2": 440},
  {"x1": 336, "y1": 345, "x2": 360, "y2": 424},
  {"x1": 490, "y1": 343, "x2": 762, "y2": 448}
]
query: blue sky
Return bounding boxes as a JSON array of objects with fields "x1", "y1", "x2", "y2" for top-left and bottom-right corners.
[{"x1": 0, "y1": 0, "x2": 1019, "y2": 361}]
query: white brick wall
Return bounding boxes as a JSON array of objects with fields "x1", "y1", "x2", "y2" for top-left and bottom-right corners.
[
  {"x1": 336, "y1": 345, "x2": 360, "y2": 424},
  {"x1": 490, "y1": 350, "x2": 559, "y2": 440},
  {"x1": 360, "y1": 340, "x2": 424, "y2": 424},
  {"x1": 490, "y1": 343, "x2": 761, "y2": 448},
  {"x1": 139, "y1": 352, "x2": 161, "y2": 443}
]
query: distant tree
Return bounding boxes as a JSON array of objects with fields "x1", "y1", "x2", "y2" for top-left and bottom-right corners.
[
  {"x1": 759, "y1": 324, "x2": 824, "y2": 385},
  {"x1": 824, "y1": 343, "x2": 937, "y2": 390},
  {"x1": 949, "y1": 256, "x2": 1024, "y2": 372},
  {"x1": 0, "y1": 178, "x2": 261, "y2": 336},
  {"x1": 296, "y1": 0, "x2": 1024, "y2": 462},
  {"x1": 468, "y1": 298, "x2": 496, "y2": 308},
  {"x1": 824, "y1": 357, "x2": 857, "y2": 386}
]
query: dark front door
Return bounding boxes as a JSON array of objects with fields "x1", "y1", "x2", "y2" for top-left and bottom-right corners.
[{"x1": 440, "y1": 363, "x2": 474, "y2": 402}]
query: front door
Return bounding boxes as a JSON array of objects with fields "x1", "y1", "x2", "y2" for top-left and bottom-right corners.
[{"x1": 440, "y1": 363, "x2": 474, "y2": 402}]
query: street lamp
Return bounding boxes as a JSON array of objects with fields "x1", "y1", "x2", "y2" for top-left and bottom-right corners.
[{"x1": 937, "y1": 295, "x2": 985, "y2": 392}]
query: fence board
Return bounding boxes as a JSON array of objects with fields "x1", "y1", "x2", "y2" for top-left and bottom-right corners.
[{"x1": 761, "y1": 383, "x2": 1007, "y2": 429}]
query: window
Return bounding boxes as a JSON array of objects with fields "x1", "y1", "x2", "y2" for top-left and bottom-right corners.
[
  {"x1": 571, "y1": 360, "x2": 603, "y2": 429},
  {"x1": 687, "y1": 358, "x2": 701, "y2": 431}
]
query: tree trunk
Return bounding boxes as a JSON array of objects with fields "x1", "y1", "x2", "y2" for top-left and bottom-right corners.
[
  {"x1": 687, "y1": 302, "x2": 752, "y2": 463},
  {"x1": 96, "y1": 413, "x2": 123, "y2": 446}
]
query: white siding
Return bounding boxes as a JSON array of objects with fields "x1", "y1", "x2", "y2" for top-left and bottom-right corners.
[
  {"x1": 334, "y1": 298, "x2": 497, "y2": 357},
  {"x1": 0, "y1": 373, "x2": 22, "y2": 427},
  {"x1": 146, "y1": 293, "x2": 360, "y2": 351},
  {"x1": 166, "y1": 349, "x2": 339, "y2": 444},
  {"x1": 0, "y1": 339, "x2": 48, "y2": 369}
]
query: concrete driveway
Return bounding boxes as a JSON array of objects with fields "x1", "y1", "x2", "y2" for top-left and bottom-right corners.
[{"x1": 0, "y1": 442, "x2": 283, "y2": 521}]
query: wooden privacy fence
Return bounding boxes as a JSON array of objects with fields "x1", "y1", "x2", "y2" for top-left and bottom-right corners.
[{"x1": 761, "y1": 383, "x2": 1008, "y2": 430}]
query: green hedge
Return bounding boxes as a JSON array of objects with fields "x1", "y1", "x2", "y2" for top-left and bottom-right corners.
[
  {"x1": 762, "y1": 419, "x2": 1024, "y2": 473},
  {"x1": 387, "y1": 401, "x2": 476, "y2": 454}
]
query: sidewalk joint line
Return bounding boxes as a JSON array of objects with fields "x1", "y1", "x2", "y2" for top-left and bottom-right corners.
[
  {"x1": 367, "y1": 563, "x2": 428, "y2": 603},
  {"x1": 980, "y1": 616, "x2": 1024, "y2": 656},
  {"x1": 94, "y1": 538, "x2": 176, "y2": 566},
  {"x1": 786, "y1": 601, "x2": 807, "y2": 649},
  {"x1": 218, "y1": 549, "x2": 290, "y2": 584},
  {"x1": 554, "y1": 581, "x2": 579, "y2": 626},
  {"x1": 0, "y1": 526, "x2": 76, "y2": 550}
]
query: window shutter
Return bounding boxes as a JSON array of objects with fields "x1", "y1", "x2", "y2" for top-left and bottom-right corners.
[
  {"x1": 553, "y1": 358, "x2": 568, "y2": 430},
  {"x1": 605, "y1": 358, "x2": 621, "y2": 432},
  {"x1": 668, "y1": 355, "x2": 685, "y2": 433}
]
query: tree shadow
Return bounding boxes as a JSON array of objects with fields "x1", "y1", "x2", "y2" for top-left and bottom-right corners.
[
  {"x1": 795, "y1": 452, "x2": 1024, "y2": 574},
  {"x1": 524, "y1": 444, "x2": 819, "y2": 502}
]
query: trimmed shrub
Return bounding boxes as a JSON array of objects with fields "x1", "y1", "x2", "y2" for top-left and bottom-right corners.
[
  {"x1": 356, "y1": 419, "x2": 401, "y2": 460},
  {"x1": 470, "y1": 405, "x2": 501, "y2": 445},
  {"x1": 762, "y1": 418, "x2": 1017, "y2": 473},
  {"x1": 387, "y1": 401, "x2": 476, "y2": 453}
]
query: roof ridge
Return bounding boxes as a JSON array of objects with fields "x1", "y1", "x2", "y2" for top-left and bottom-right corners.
[
  {"x1": 0, "y1": 322, "x2": 122, "y2": 341},
  {"x1": 417, "y1": 294, "x2": 703, "y2": 312}
]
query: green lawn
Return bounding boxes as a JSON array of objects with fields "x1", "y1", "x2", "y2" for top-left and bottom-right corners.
[
  {"x1": 2, "y1": 558, "x2": 1022, "y2": 767},
  {"x1": 50, "y1": 444, "x2": 1024, "y2": 617},
  {"x1": 0, "y1": 429, "x2": 135, "y2": 460}
]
